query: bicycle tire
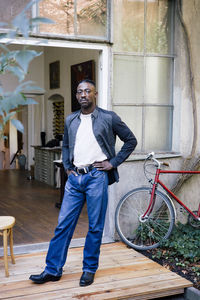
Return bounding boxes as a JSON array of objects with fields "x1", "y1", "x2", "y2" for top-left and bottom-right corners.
[{"x1": 115, "y1": 187, "x2": 175, "y2": 250}]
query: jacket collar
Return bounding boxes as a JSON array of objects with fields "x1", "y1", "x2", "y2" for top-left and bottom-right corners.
[{"x1": 77, "y1": 106, "x2": 98, "y2": 119}]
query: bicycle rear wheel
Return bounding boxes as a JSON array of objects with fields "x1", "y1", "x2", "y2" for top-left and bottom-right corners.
[{"x1": 115, "y1": 187, "x2": 175, "y2": 250}]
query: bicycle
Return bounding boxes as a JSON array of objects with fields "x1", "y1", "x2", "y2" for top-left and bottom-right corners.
[{"x1": 115, "y1": 152, "x2": 200, "y2": 251}]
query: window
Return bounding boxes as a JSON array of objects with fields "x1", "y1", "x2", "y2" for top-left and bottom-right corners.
[
  {"x1": 113, "y1": 0, "x2": 174, "y2": 152},
  {"x1": 38, "y1": 0, "x2": 110, "y2": 41},
  {"x1": 0, "y1": 0, "x2": 109, "y2": 41}
]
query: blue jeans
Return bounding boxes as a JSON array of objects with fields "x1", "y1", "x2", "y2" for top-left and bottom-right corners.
[{"x1": 45, "y1": 168, "x2": 108, "y2": 276}]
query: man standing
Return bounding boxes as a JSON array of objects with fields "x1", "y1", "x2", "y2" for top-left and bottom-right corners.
[{"x1": 30, "y1": 79, "x2": 137, "y2": 286}]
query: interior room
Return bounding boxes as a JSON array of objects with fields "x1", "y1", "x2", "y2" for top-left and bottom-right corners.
[{"x1": 0, "y1": 43, "x2": 100, "y2": 246}]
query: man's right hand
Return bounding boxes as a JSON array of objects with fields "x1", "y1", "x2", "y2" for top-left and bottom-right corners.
[{"x1": 66, "y1": 169, "x2": 78, "y2": 176}]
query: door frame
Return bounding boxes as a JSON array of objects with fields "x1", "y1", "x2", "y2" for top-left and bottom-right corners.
[{"x1": 2, "y1": 37, "x2": 111, "y2": 110}]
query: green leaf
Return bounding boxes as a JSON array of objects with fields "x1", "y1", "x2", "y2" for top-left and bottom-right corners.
[
  {"x1": 3, "y1": 112, "x2": 16, "y2": 123},
  {"x1": 12, "y1": 12, "x2": 29, "y2": 38},
  {"x1": 15, "y1": 80, "x2": 36, "y2": 92},
  {"x1": 0, "y1": 50, "x2": 18, "y2": 72},
  {"x1": 0, "y1": 92, "x2": 38, "y2": 114},
  {"x1": 15, "y1": 50, "x2": 42, "y2": 73},
  {"x1": 15, "y1": 81, "x2": 44, "y2": 94},
  {"x1": 5, "y1": 29, "x2": 18, "y2": 40},
  {"x1": 22, "y1": 97, "x2": 38, "y2": 105},
  {"x1": 6, "y1": 65, "x2": 25, "y2": 82},
  {"x1": 0, "y1": 44, "x2": 10, "y2": 53},
  {"x1": 23, "y1": 0, "x2": 42, "y2": 12},
  {"x1": 11, "y1": 119, "x2": 24, "y2": 133},
  {"x1": 23, "y1": 85, "x2": 44, "y2": 93},
  {"x1": 1, "y1": 93, "x2": 24, "y2": 112},
  {"x1": 31, "y1": 17, "x2": 55, "y2": 24}
]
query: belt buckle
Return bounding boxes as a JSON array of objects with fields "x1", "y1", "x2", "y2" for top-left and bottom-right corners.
[
  {"x1": 75, "y1": 165, "x2": 93, "y2": 175},
  {"x1": 76, "y1": 167, "x2": 88, "y2": 175},
  {"x1": 77, "y1": 168, "x2": 82, "y2": 175}
]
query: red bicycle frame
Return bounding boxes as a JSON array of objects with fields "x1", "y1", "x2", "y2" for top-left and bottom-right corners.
[{"x1": 143, "y1": 168, "x2": 200, "y2": 220}]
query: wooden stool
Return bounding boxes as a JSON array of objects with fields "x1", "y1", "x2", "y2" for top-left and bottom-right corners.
[{"x1": 0, "y1": 216, "x2": 15, "y2": 277}]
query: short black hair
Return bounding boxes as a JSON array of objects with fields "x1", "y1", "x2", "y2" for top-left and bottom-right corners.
[{"x1": 78, "y1": 79, "x2": 96, "y2": 88}]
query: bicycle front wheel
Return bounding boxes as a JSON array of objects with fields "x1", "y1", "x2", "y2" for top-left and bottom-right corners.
[{"x1": 115, "y1": 187, "x2": 175, "y2": 250}]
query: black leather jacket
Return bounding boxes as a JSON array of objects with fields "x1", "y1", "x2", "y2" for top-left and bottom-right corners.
[{"x1": 62, "y1": 106, "x2": 137, "y2": 185}]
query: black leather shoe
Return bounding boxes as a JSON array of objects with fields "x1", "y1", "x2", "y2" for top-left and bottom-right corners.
[
  {"x1": 29, "y1": 271, "x2": 61, "y2": 284},
  {"x1": 79, "y1": 271, "x2": 95, "y2": 287}
]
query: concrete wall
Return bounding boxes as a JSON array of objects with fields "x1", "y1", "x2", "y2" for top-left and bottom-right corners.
[{"x1": 174, "y1": 0, "x2": 200, "y2": 222}]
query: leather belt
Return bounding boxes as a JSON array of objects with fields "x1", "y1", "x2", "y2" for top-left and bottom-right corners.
[{"x1": 74, "y1": 165, "x2": 94, "y2": 175}]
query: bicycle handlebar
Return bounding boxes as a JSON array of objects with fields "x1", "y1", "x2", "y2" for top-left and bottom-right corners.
[{"x1": 146, "y1": 152, "x2": 170, "y2": 169}]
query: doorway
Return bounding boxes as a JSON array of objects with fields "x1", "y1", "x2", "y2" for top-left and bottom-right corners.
[{"x1": 0, "y1": 40, "x2": 110, "y2": 249}]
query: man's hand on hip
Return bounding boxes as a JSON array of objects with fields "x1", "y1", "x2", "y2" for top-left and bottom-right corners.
[
  {"x1": 93, "y1": 160, "x2": 113, "y2": 171},
  {"x1": 66, "y1": 169, "x2": 78, "y2": 176}
]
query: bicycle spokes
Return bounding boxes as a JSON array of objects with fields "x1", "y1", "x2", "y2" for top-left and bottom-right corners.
[{"x1": 115, "y1": 187, "x2": 175, "y2": 250}]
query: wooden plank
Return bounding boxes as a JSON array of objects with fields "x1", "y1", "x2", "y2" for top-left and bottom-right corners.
[
  {"x1": 1, "y1": 274, "x2": 191, "y2": 300},
  {"x1": 0, "y1": 243, "x2": 193, "y2": 300},
  {"x1": 0, "y1": 267, "x2": 192, "y2": 299},
  {"x1": 0, "y1": 250, "x2": 148, "y2": 283},
  {"x1": 0, "y1": 262, "x2": 168, "y2": 293},
  {"x1": 0, "y1": 252, "x2": 161, "y2": 281}
]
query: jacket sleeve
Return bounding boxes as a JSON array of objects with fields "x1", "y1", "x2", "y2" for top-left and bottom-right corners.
[
  {"x1": 62, "y1": 118, "x2": 73, "y2": 171},
  {"x1": 109, "y1": 112, "x2": 137, "y2": 168}
]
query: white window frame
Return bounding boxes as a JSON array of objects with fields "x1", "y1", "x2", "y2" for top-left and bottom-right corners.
[{"x1": 112, "y1": 0, "x2": 175, "y2": 154}]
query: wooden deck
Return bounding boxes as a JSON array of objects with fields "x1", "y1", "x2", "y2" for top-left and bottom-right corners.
[{"x1": 0, "y1": 242, "x2": 192, "y2": 300}]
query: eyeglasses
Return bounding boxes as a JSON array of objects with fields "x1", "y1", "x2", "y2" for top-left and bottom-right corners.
[{"x1": 76, "y1": 89, "x2": 92, "y2": 95}]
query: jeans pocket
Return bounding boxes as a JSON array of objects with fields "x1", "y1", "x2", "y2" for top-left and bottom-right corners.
[{"x1": 89, "y1": 168, "x2": 105, "y2": 178}]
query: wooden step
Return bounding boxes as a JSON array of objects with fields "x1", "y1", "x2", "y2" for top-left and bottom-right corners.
[{"x1": 0, "y1": 242, "x2": 192, "y2": 300}]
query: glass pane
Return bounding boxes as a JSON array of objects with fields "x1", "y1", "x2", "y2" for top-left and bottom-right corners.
[
  {"x1": 77, "y1": 0, "x2": 107, "y2": 37},
  {"x1": 113, "y1": 106, "x2": 142, "y2": 152},
  {"x1": 39, "y1": 0, "x2": 75, "y2": 35},
  {"x1": 113, "y1": 0, "x2": 144, "y2": 52},
  {"x1": 39, "y1": 0, "x2": 107, "y2": 38},
  {"x1": 113, "y1": 55, "x2": 144, "y2": 103},
  {"x1": 145, "y1": 57, "x2": 173, "y2": 104},
  {"x1": 146, "y1": 0, "x2": 174, "y2": 54},
  {"x1": 144, "y1": 106, "x2": 172, "y2": 151},
  {"x1": 0, "y1": 0, "x2": 31, "y2": 27}
]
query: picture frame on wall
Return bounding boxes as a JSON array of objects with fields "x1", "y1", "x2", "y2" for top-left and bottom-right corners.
[
  {"x1": 71, "y1": 60, "x2": 95, "y2": 112},
  {"x1": 49, "y1": 61, "x2": 60, "y2": 89}
]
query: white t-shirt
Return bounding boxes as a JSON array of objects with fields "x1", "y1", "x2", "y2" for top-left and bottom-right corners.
[{"x1": 73, "y1": 113, "x2": 107, "y2": 167}]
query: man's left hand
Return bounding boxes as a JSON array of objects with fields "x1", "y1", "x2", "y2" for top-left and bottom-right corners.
[{"x1": 93, "y1": 160, "x2": 113, "y2": 171}]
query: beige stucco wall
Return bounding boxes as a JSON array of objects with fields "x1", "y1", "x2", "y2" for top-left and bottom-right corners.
[{"x1": 175, "y1": 0, "x2": 200, "y2": 222}]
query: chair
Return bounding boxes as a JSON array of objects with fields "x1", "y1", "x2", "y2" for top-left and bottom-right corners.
[{"x1": 0, "y1": 216, "x2": 15, "y2": 276}]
